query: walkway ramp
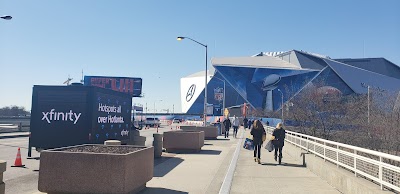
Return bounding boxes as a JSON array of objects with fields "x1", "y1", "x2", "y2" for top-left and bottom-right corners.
[{"x1": 230, "y1": 131, "x2": 340, "y2": 194}]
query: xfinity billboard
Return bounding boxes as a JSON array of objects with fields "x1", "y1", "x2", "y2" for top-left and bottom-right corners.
[{"x1": 29, "y1": 85, "x2": 132, "y2": 152}]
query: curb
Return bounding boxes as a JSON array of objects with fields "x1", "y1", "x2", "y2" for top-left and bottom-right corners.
[{"x1": 0, "y1": 133, "x2": 29, "y2": 139}]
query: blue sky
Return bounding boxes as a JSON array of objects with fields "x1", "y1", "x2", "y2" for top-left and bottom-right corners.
[{"x1": 1, "y1": 0, "x2": 399, "y2": 113}]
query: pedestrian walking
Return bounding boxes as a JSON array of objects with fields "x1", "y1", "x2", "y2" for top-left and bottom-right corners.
[
  {"x1": 216, "y1": 118, "x2": 222, "y2": 135},
  {"x1": 250, "y1": 120, "x2": 266, "y2": 164},
  {"x1": 223, "y1": 117, "x2": 231, "y2": 138},
  {"x1": 243, "y1": 117, "x2": 248, "y2": 129},
  {"x1": 232, "y1": 115, "x2": 239, "y2": 138},
  {"x1": 272, "y1": 122, "x2": 286, "y2": 164}
]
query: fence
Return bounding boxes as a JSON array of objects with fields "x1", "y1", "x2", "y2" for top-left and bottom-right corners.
[{"x1": 265, "y1": 126, "x2": 400, "y2": 192}]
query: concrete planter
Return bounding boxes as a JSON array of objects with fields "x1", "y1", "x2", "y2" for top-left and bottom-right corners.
[
  {"x1": 38, "y1": 144, "x2": 154, "y2": 194},
  {"x1": 0, "y1": 160, "x2": 5, "y2": 194},
  {"x1": 163, "y1": 131, "x2": 204, "y2": 153},
  {"x1": 180, "y1": 126, "x2": 219, "y2": 139}
]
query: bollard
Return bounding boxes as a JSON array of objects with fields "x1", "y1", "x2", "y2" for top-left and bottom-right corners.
[
  {"x1": 0, "y1": 160, "x2": 6, "y2": 194},
  {"x1": 133, "y1": 136, "x2": 146, "y2": 146},
  {"x1": 18, "y1": 122, "x2": 22, "y2": 132},
  {"x1": 153, "y1": 133, "x2": 163, "y2": 158},
  {"x1": 104, "y1": 140, "x2": 121, "y2": 145}
]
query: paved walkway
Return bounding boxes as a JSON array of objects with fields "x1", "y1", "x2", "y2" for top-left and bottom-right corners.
[
  {"x1": 30, "y1": 127, "x2": 340, "y2": 194},
  {"x1": 139, "y1": 128, "x2": 340, "y2": 194},
  {"x1": 230, "y1": 130, "x2": 340, "y2": 194}
]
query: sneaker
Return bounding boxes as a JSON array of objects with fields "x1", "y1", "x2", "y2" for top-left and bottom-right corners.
[
  {"x1": 254, "y1": 157, "x2": 257, "y2": 162},
  {"x1": 257, "y1": 158, "x2": 261, "y2": 164}
]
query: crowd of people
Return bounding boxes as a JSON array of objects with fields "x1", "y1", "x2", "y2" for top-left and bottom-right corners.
[{"x1": 218, "y1": 116, "x2": 285, "y2": 165}]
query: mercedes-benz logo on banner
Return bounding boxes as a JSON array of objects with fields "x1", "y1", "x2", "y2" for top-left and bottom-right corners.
[{"x1": 186, "y1": 84, "x2": 196, "y2": 102}]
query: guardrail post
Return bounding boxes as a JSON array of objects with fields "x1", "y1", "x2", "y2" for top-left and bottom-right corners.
[
  {"x1": 354, "y1": 150, "x2": 357, "y2": 177},
  {"x1": 324, "y1": 142, "x2": 326, "y2": 162},
  {"x1": 379, "y1": 156, "x2": 383, "y2": 190},
  {"x1": 336, "y1": 145, "x2": 339, "y2": 168},
  {"x1": 18, "y1": 122, "x2": 22, "y2": 131},
  {"x1": 314, "y1": 139, "x2": 316, "y2": 157},
  {"x1": 306, "y1": 137, "x2": 309, "y2": 152}
]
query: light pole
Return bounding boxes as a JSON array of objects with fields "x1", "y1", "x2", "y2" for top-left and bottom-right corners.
[
  {"x1": 212, "y1": 76, "x2": 226, "y2": 116},
  {"x1": 177, "y1": 36, "x2": 208, "y2": 126},
  {"x1": 367, "y1": 85, "x2": 370, "y2": 124},
  {"x1": 277, "y1": 89, "x2": 284, "y2": 123},
  {"x1": 153, "y1": 100, "x2": 163, "y2": 119},
  {"x1": 0, "y1": 15, "x2": 12, "y2": 20}
]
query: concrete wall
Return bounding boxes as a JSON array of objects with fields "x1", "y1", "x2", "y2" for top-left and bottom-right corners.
[
  {"x1": 283, "y1": 142, "x2": 392, "y2": 194},
  {"x1": 0, "y1": 160, "x2": 5, "y2": 194}
]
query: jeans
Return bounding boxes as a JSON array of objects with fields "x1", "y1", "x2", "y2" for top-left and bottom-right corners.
[
  {"x1": 254, "y1": 142, "x2": 261, "y2": 159},
  {"x1": 233, "y1": 126, "x2": 238, "y2": 137},
  {"x1": 274, "y1": 146, "x2": 283, "y2": 162},
  {"x1": 224, "y1": 128, "x2": 229, "y2": 138}
]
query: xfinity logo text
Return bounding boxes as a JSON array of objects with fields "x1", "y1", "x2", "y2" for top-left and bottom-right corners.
[{"x1": 42, "y1": 109, "x2": 82, "y2": 124}]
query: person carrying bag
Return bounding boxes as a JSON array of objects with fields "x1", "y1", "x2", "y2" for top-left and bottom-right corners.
[
  {"x1": 243, "y1": 135, "x2": 254, "y2": 150},
  {"x1": 272, "y1": 122, "x2": 286, "y2": 164},
  {"x1": 250, "y1": 120, "x2": 266, "y2": 164}
]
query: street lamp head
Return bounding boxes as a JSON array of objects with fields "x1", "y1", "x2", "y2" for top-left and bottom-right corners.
[
  {"x1": 177, "y1": 37, "x2": 185, "y2": 41},
  {"x1": 0, "y1": 15, "x2": 12, "y2": 20},
  {"x1": 277, "y1": 89, "x2": 281, "y2": 92}
]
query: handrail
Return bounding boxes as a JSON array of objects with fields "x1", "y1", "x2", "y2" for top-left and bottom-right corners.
[
  {"x1": 264, "y1": 125, "x2": 400, "y2": 192},
  {"x1": 283, "y1": 129, "x2": 400, "y2": 161}
]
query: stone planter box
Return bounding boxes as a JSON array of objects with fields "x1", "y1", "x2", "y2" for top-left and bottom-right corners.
[
  {"x1": 180, "y1": 126, "x2": 219, "y2": 139},
  {"x1": 0, "y1": 160, "x2": 6, "y2": 194},
  {"x1": 163, "y1": 131, "x2": 204, "y2": 153},
  {"x1": 38, "y1": 144, "x2": 154, "y2": 194}
]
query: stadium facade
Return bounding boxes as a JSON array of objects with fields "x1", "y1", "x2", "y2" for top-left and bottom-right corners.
[{"x1": 180, "y1": 50, "x2": 400, "y2": 115}]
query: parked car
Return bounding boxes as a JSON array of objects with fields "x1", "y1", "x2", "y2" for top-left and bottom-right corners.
[
  {"x1": 172, "y1": 118, "x2": 183, "y2": 123},
  {"x1": 144, "y1": 117, "x2": 161, "y2": 127}
]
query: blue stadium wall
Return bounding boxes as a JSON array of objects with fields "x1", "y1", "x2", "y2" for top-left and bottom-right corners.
[{"x1": 185, "y1": 51, "x2": 400, "y2": 114}]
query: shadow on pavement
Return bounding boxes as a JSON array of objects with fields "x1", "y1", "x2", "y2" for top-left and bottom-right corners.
[
  {"x1": 179, "y1": 149, "x2": 222, "y2": 155},
  {"x1": 261, "y1": 162, "x2": 305, "y2": 168},
  {"x1": 154, "y1": 157, "x2": 184, "y2": 177},
  {"x1": 139, "y1": 187, "x2": 188, "y2": 194},
  {"x1": 197, "y1": 149, "x2": 221, "y2": 155},
  {"x1": 280, "y1": 162, "x2": 305, "y2": 168},
  {"x1": 213, "y1": 138, "x2": 231, "y2": 141},
  {"x1": 261, "y1": 162, "x2": 277, "y2": 166},
  {"x1": 204, "y1": 143, "x2": 213, "y2": 145}
]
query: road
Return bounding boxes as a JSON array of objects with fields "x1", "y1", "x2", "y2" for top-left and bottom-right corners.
[{"x1": 0, "y1": 123, "x2": 181, "y2": 194}]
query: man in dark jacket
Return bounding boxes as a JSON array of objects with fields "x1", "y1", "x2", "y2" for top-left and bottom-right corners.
[
  {"x1": 223, "y1": 118, "x2": 231, "y2": 138},
  {"x1": 243, "y1": 117, "x2": 248, "y2": 129}
]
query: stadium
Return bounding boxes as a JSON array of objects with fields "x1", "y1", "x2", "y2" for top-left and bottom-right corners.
[{"x1": 180, "y1": 50, "x2": 400, "y2": 115}]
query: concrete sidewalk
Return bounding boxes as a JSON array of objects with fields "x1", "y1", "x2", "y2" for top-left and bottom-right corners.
[
  {"x1": 139, "y1": 132, "x2": 241, "y2": 194},
  {"x1": 229, "y1": 131, "x2": 340, "y2": 194},
  {"x1": 30, "y1": 127, "x2": 341, "y2": 194},
  {"x1": 0, "y1": 131, "x2": 29, "y2": 139}
]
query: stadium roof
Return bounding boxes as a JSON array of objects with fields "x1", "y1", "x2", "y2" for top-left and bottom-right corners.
[{"x1": 211, "y1": 55, "x2": 301, "y2": 69}]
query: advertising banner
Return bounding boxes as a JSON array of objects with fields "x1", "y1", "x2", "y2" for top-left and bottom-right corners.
[
  {"x1": 30, "y1": 86, "x2": 132, "y2": 149},
  {"x1": 92, "y1": 92, "x2": 131, "y2": 143},
  {"x1": 84, "y1": 76, "x2": 142, "y2": 97}
]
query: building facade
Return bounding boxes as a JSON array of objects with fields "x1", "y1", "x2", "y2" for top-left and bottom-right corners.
[{"x1": 181, "y1": 50, "x2": 400, "y2": 115}]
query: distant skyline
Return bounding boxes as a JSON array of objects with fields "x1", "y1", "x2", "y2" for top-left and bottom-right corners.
[{"x1": 1, "y1": 0, "x2": 399, "y2": 113}]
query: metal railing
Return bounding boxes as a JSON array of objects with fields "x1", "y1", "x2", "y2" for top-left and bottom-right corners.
[{"x1": 265, "y1": 126, "x2": 400, "y2": 192}]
